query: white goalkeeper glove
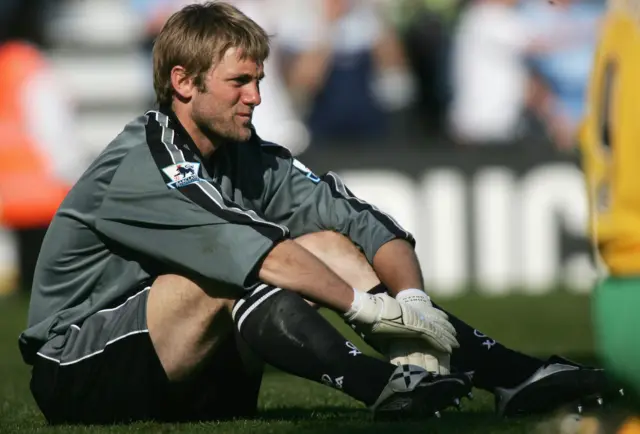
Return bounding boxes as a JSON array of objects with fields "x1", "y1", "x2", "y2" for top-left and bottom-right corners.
[
  {"x1": 387, "y1": 288, "x2": 454, "y2": 375},
  {"x1": 343, "y1": 289, "x2": 459, "y2": 353}
]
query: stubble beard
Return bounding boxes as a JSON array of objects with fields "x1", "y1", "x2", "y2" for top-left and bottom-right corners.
[{"x1": 193, "y1": 108, "x2": 252, "y2": 145}]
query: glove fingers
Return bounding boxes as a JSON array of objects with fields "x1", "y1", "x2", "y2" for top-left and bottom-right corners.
[
  {"x1": 422, "y1": 354, "x2": 441, "y2": 373},
  {"x1": 439, "y1": 330, "x2": 459, "y2": 350},
  {"x1": 408, "y1": 352, "x2": 425, "y2": 367},
  {"x1": 388, "y1": 340, "x2": 445, "y2": 374},
  {"x1": 421, "y1": 335, "x2": 451, "y2": 353},
  {"x1": 442, "y1": 329, "x2": 460, "y2": 348},
  {"x1": 419, "y1": 310, "x2": 455, "y2": 334},
  {"x1": 425, "y1": 317, "x2": 457, "y2": 341},
  {"x1": 432, "y1": 308, "x2": 449, "y2": 321},
  {"x1": 437, "y1": 354, "x2": 451, "y2": 375},
  {"x1": 433, "y1": 317, "x2": 456, "y2": 336},
  {"x1": 423, "y1": 327, "x2": 458, "y2": 353},
  {"x1": 390, "y1": 317, "x2": 458, "y2": 353}
]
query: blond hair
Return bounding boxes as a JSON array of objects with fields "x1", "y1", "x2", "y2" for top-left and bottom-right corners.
[{"x1": 152, "y1": 1, "x2": 270, "y2": 106}]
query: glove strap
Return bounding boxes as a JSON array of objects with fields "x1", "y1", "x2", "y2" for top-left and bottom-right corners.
[
  {"x1": 396, "y1": 288, "x2": 430, "y2": 303},
  {"x1": 343, "y1": 288, "x2": 364, "y2": 322},
  {"x1": 344, "y1": 290, "x2": 383, "y2": 324}
]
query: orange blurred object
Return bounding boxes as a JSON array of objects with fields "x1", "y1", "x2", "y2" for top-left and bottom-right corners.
[
  {"x1": 0, "y1": 42, "x2": 70, "y2": 229},
  {"x1": 619, "y1": 418, "x2": 640, "y2": 434}
]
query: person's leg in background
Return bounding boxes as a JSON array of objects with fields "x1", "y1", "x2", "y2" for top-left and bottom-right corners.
[
  {"x1": 593, "y1": 277, "x2": 640, "y2": 396},
  {"x1": 559, "y1": 279, "x2": 640, "y2": 434}
]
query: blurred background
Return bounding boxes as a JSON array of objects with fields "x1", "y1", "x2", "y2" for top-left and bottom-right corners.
[{"x1": 0, "y1": 0, "x2": 604, "y2": 347}]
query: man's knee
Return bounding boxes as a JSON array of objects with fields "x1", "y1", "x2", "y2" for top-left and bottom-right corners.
[
  {"x1": 146, "y1": 274, "x2": 239, "y2": 382},
  {"x1": 148, "y1": 275, "x2": 237, "y2": 316},
  {"x1": 294, "y1": 231, "x2": 352, "y2": 254},
  {"x1": 293, "y1": 232, "x2": 348, "y2": 308},
  {"x1": 295, "y1": 231, "x2": 379, "y2": 291}
]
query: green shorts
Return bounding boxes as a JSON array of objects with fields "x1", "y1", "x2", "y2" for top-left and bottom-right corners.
[{"x1": 593, "y1": 276, "x2": 640, "y2": 395}]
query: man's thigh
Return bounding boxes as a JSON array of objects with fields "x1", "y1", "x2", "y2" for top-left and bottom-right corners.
[{"x1": 30, "y1": 283, "x2": 262, "y2": 425}]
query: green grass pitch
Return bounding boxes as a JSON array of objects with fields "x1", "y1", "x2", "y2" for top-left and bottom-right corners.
[{"x1": 0, "y1": 291, "x2": 597, "y2": 433}]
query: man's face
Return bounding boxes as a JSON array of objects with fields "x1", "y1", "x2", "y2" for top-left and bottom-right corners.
[{"x1": 191, "y1": 47, "x2": 263, "y2": 143}]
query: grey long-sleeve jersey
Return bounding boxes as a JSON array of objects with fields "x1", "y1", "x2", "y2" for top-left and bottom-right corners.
[{"x1": 18, "y1": 108, "x2": 414, "y2": 364}]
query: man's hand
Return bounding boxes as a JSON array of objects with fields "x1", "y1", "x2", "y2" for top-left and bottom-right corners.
[
  {"x1": 387, "y1": 289, "x2": 455, "y2": 374},
  {"x1": 343, "y1": 291, "x2": 459, "y2": 353},
  {"x1": 387, "y1": 339, "x2": 451, "y2": 374}
]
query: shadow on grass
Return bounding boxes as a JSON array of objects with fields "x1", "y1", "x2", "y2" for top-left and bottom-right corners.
[
  {"x1": 257, "y1": 405, "x2": 366, "y2": 421},
  {"x1": 251, "y1": 407, "x2": 539, "y2": 434}
]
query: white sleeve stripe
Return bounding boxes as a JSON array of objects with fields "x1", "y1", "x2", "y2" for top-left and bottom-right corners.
[
  {"x1": 146, "y1": 110, "x2": 186, "y2": 165},
  {"x1": 196, "y1": 182, "x2": 288, "y2": 236},
  {"x1": 326, "y1": 172, "x2": 410, "y2": 239},
  {"x1": 146, "y1": 110, "x2": 289, "y2": 236}
]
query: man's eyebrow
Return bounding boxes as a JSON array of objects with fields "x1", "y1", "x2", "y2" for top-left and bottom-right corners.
[{"x1": 228, "y1": 72, "x2": 266, "y2": 81}]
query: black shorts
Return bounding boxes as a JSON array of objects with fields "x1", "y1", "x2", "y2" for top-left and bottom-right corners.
[{"x1": 30, "y1": 286, "x2": 263, "y2": 425}]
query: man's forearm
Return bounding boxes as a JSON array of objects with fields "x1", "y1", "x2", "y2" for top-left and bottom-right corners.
[
  {"x1": 372, "y1": 239, "x2": 424, "y2": 296},
  {"x1": 259, "y1": 239, "x2": 354, "y2": 312}
]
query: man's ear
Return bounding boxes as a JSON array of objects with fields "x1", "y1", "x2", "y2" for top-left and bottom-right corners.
[{"x1": 170, "y1": 66, "x2": 195, "y2": 100}]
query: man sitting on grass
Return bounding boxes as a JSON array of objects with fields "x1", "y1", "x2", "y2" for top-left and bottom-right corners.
[{"x1": 19, "y1": 1, "x2": 620, "y2": 426}]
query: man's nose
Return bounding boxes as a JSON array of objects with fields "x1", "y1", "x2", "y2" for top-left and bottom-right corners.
[{"x1": 243, "y1": 83, "x2": 261, "y2": 107}]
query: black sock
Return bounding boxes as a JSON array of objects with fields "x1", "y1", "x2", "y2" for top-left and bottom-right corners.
[
  {"x1": 431, "y1": 302, "x2": 544, "y2": 390},
  {"x1": 233, "y1": 285, "x2": 396, "y2": 406},
  {"x1": 368, "y1": 284, "x2": 544, "y2": 390}
]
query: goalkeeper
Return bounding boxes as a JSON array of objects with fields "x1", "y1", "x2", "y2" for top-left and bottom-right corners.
[
  {"x1": 19, "y1": 1, "x2": 615, "y2": 426},
  {"x1": 20, "y1": 2, "x2": 470, "y2": 425}
]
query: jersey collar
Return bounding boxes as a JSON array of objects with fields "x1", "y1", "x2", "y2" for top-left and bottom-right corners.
[{"x1": 158, "y1": 104, "x2": 210, "y2": 167}]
